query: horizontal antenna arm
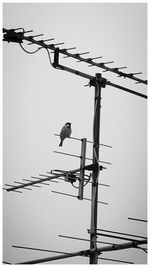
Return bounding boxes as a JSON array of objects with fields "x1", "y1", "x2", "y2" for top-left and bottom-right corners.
[
  {"x1": 16, "y1": 239, "x2": 147, "y2": 264},
  {"x1": 107, "y1": 81, "x2": 147, "y2": 99},
  {"x1": 53, "y1": 63, "x2": 147, "y2": 99}
]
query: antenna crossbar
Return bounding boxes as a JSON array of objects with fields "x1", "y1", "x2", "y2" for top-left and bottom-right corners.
[
  {"x1": 53, "y1": 150, "x2": 112, "y2": 165},
  {"x1": 96, "y1": 233, "x2": 146, "y2": 242},
  {"x1": 13, "y1": 239, "x2": 147, "y2": 264},
  {"x1": 51, "y1": 190, "x2": 108, "y2": 205},
  {"x1": 128, "y1": 217, "x2": 147, "y2": 223},
  {"x1": 54, "y1": 134, "x2": 112, "y2": 148},
  {"x1": 54, "y1": 63, "x2": 147, "y2": 99},
  {"x1": 94, "y1": 228, "x2": 147, "y2": 239},
  {"x1": 58, "y1": 234, "x2": 116, "y2": 245},
  {"x1": 11, "y1": 245, "x2": 134, "y2": 264}
]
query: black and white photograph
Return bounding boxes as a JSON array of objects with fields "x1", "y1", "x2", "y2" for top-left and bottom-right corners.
[{"x1": 2, "y1": 1, "x2": 148, "y2": 264}]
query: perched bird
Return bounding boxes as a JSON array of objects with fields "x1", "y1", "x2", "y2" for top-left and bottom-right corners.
[{"x1": 59, "y1": 122, "x2": 72, "y2": 147}]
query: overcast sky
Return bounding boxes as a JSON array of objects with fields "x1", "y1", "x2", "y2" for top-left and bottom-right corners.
[{"x1": 3, "y1": 1, "x2": 147, "y2": 264}]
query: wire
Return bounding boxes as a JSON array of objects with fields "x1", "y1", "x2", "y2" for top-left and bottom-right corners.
[
  {"x1": 45, "y1": 47, "x2": 53, "y2": 66},
  {"x1": 71, "y1": 173, "x2": 91, "y2": 189},
  {"x1": 83, "y1": 174, "x2": 91, "y2": 187},
  {"x1": 19, "y1": 42, "x2": 55, "y2": 72},
  {"x1": 19, "y1": 43, "x2": 43, "y2": 54},
  {"x1": 19, "y1": 43, "x2": 54, "y2": 70},
  {"x1": 135, "y1": 246, "x2": 147, "y2": 254},
  {"x1": 71, "y1": 182, "x2": 79, "y2": 189}
]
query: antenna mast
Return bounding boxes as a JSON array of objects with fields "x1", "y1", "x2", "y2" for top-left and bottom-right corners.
[{"x1": 89, "y1": 74, "x2": 106, "y2": 263}]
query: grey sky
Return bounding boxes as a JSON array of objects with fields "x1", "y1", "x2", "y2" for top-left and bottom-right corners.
[{"x1": 3, "y1": 2, "x2": 147, "y2": 264}]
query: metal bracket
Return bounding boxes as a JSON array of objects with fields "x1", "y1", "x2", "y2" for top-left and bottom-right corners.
[
  {"x1": 3, "y1": 30, "x2": 24, "y2": 43},
  {"x1": 64, "y1": 173, "x2": 77, "y2": 183},
  {"x1": 53, "y1": 47, "x2": 60, "y2": 68},
  {"x1": 89, "y1": 75, "x2": 107, "y2": 88}
]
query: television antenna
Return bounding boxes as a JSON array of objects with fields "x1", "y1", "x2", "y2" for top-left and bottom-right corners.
[{"x1": 3, "y1": 27, "x2": 147, "y2": 264}]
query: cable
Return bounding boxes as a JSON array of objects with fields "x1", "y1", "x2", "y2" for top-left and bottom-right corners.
[
  {"x1": 71, "y1": 173, "x2": 91, "y2": 189},
  {"x1": 19, "y1": 43, "x2": 54, "y2": 70},
  {"x1": 19, "y1": 43, "x2": 55, "y2": 71},
  {"x1": 135, "y1": 246, "x2": 147, "y2": 254},
  {"x1": 83, "y1": 173, "x2": 91, "y2": 187},
  {"x1": 19, "y1": 43, "x2": 43, "y2": 54},
  {"x1": 71, "y1": 182, "x2": 79, "y2": 189},
  {"x1": 45, "y1": 47, "x2": 53, "y2": 66}
]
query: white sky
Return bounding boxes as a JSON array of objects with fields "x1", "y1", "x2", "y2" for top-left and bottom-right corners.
[{"x1": 2, "y1": 1, "x2": 147, "y2": 265}]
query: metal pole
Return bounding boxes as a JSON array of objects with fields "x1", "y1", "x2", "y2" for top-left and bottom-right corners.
[
  {"x1": 78, "y1": 138, "x2": 87, "y2": 200},
  {"x1": 89, "y1": 73, "x2": 103, "y2": 264}
]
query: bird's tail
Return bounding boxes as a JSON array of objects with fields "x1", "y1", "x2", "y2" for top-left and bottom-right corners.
[{"x1": 59, "y1": 139, "x2": 63, "y2": 147}]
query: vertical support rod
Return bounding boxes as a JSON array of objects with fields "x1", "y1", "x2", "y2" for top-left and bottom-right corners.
[
  {"x1": 90, "y1": 73, "x2": 102, "y2": 264},
  {"x1": 53, "y1": 48, "x2": 59, "y2": 68},
  {"x1": 78, "y1": 138, "x2": 87, "y2": 200}
]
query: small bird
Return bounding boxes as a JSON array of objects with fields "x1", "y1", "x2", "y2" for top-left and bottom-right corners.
[{"x1": 59, "y1": 122, "x2": 72, "y2": 147}]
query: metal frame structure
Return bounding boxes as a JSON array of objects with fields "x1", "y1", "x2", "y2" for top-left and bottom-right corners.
[{"x1": 3, "y1": 27, "x2": 147, "y2": 264}]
